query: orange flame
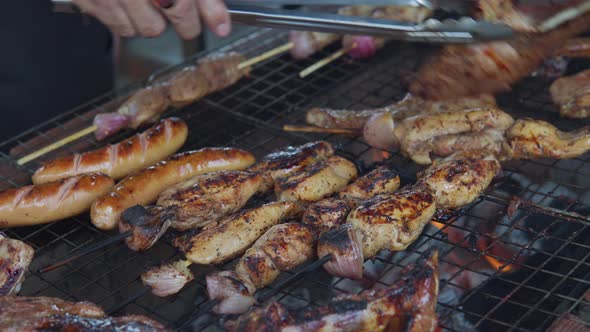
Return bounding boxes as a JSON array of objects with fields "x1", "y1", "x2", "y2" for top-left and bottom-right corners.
[
  {"x1": 483, "y1": 255, "x2": 515, "y2": 273},
  {"x1": 430, "y1": 220, "x2": 446, "y2": 230}
]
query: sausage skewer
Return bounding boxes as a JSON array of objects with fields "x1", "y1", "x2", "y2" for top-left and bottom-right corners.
[{"x1": 17, "y1": 43, "x2": 293, "y2": 166}]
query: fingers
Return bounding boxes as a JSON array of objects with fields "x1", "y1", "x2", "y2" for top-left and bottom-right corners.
[
  {"x1": 74, "y1": 0, "x2": 136, "y2": 37},
  {"x1": 120, "y1": 0, "x2": 167, "y2": 38},
  {"x1": 159, "y1": 0, "x2": 202, "y2": 40},
  {"x1": 196, "y1": 0, "x2": 231, "y2": 37}
]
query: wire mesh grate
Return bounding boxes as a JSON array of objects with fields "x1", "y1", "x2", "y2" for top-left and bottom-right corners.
[{"x1": 0, "y1": 28, "x2": 589, "y2": 331}]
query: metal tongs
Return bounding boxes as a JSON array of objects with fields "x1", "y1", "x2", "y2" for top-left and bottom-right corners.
[{"x1": 225, "y1": 0, "x2": 514, "y2": 43}]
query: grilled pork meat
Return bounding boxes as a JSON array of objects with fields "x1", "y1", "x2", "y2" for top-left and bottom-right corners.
[
  {"x1": 394, "y1": 107, "x2": 514, "y2": 164},
  {"x1": 207, "y1": 223, "x2": 315, "y2": 314},
  {"x1": 0, "y1": 234, "x2": 34, "y2": 296},
  {"x1": 206, "y1": 166, "x2": 401, "y2": 314},
  {"x1": 410, "y1": 11, "x2": 590, "y2": 100},
  {"x1": 502, "y1": 119, "x2": 590, "y2": 160},
  {"x1": 417, "y1": 150, "x2": 501, "y2": 209},
  {"x1": 250, "y1": 141, "x2": 335, "y2": 183},
  {"x1": 550, "y1": 69, "x2": 590, "y2": 118},
  {"x1": 0, "y1": 296, "x2": 169, "y2": 331},
  {"x1": 275, "y1": 156, "x2": 358, "y2": 204},
  {"x1": 306, "y1": 94, "x2": 496, "y2": 130},
  {"x1": 119, "y1": 205, "x2": 175, "y2": 251},
  {"x1": 173, "y1": 201, "x2": 302, "y2": 265},
  {"x1": 93, "y1": 52, "x2": 249, "y2": 140},
  {"x1": 226, "y1": 250, "x2": 439, "y2": 332},
  {"x1": 319, "y1": 187, "x2": 436, "y2": 279},
  {"x1": 157, "y1": 170, "x2": 266, "y2": 231}
]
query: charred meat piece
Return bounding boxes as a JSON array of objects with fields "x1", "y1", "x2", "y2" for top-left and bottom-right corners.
[
  {"x1": 550, "y1": 69, "x2": 590, "y2": 118},
  {"x1": 119, "y1": 205, "x2": 174, "y2": 251},
  {"x1": 168, "y1": 52, "x2": 250, "y2": 107},
  {"x1": 0, "y1": 234, "x2": 34, "y2": 296},
  {"x1": 208, "y1": 223, "x2": 315, "y2": 314},
  {"x1": 394, "y1": 107, "x2": 514, "y2": 164},
  {"x1": 410, "y1": 12, "x2": 590, "y2": 100},
  {"x1": 276, "y1": 156, "x2": 358, "y2": 204},
  {"x1": 319, "y1": 187, "x2": 436, "y2": 279},
  {"x1": 250, "y1": 141, "x2": 335, "y2": 182},
  {"x1": 301, "y1": 198, "x2": 358, "y2": 236},
  {"x1": 307, "y1": 94, "x2": 496, "y2": 130},
  {"x1": 226, "y1": 250, "x2": 439, "y2": 332},
  {"x1": 0, "y1": 296, "x2": 169, "y2": 331},
  {"x1": 417, "y1": 150, "x2": 501, "y2": 209},
  {"x1": 502, "y1": 119, "x2": 590, "y2": 160},
  {"x1": 339, "y1": 166, "x2": 400, "y2": 201},
  {"x1": 157, "y1": 170, "x2": 266, "y2": 231},
  {"x1": 173, "y1": 201, "x2": 302, "y2": 265},
  {"x1": 93, "y1": 53, "x2": 248, "y2": 140},
  {"x1": 141, "y1": 260, "x2": 194, "y2": 297}
]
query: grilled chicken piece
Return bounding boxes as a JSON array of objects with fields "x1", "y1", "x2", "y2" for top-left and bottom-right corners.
[
  {"x1": 429, "y1": 129, "x2": 505, "y2": 158},
  {"x1": 417, "y1": 150, "x2": 501, "y2": 209},
  {"x1": 157, "y1": 170, "x2": 266, "y2": 230},
  {"x1": 276, "y1": 156, "x2": 358, "y2": 204},
  {"x1": 168, "y1": 52, "x2": 250, "y2": 107},
  {"x1": 207, "y1": 223, "x2": 315, "y2": 314},
  {"x1": 307, "y1": 94, "x2": 496, "y2": 130},
  {"x1": 250, "y1": 141, "x2": 335, "y2": 182},
  {"x1": 0, "y1": 234, "x2": 34, "y2": 296},
  {"x1": 550, "y1": 69, "x2": 590, "y2": 118},
  {"x1": 226, "y1": 250, "x2": 439, "y2": 332},
  {"x1": 173, "y1": 201, "x2": 302, "y2": 265},
  {"x1": 119, "y1": 205, "x2": 175, "y2": 251},
  {"x1": 206, "y1": 166, "x2": 401, "y2": 314},
  {"x1": 0, "y1": 296, "x2": 169, "y2": 331},
  {"x1": 502, "y1": 119, "x2": 590, "y2": 160},
  {"x1": 319, "y1": 187, "x2": 436, "y2": 279},
  {"x1": 410, "y1": 12, "x2": 590, "y2": 100},
  {"x1": 394, "y1": 107, "x2": 514, "y2": 164},
  {"x1": 141, "y1": 260, "x2": 194, "y2": 297}
]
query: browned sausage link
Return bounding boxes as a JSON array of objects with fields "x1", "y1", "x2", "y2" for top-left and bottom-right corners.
[
  {"x1": 0, "y1": 173, "x2": 115, "y2": 228},
  {"x1": 90, "y1": 147, "x2": 256, "y2": 231},
  {"x1": 32, "y1": 118, "x2": 188, "y2": 185}
]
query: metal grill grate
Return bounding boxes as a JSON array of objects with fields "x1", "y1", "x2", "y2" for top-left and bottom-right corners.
[{"x1": 1, "y1": 28, "x2": 589, "y2": 331}]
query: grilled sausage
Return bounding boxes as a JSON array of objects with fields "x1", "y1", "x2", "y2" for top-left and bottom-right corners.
[
  {"x1": 0, "y1": 173, "x2": 114, "y2": 227},
  {"x1": 90, "y1": 147, "x2": 256, "y2": 230},
  {"x1": 32, "y1": 118, "x2": 188, "y2": 184}
]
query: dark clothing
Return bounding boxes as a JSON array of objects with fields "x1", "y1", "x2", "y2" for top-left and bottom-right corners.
[{"x1": 0, "y1": 1, "x2": 114, "y2": 141}]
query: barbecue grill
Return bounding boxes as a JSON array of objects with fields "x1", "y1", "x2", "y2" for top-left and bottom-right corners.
[{"x1": 1, "y1": 28, "x2": 589, "y2": 331}]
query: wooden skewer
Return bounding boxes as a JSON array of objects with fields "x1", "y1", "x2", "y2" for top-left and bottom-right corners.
[
  {"x1": 283, "y1": 124, "x2": 361, "y2": 136},
  {"x1": 299, "y1": 47, "x2": 347, "y2": 79},
  {"x1": 17, "y1": 42, "x2": 295, "y2": 166}
]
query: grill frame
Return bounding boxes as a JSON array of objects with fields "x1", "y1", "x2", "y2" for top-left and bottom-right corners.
[{"x1": 1, "y1": 28, "x2": 589, "y2": 331}]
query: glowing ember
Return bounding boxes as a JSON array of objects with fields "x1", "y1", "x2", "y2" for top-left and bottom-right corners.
[{"x1": 483, "y1": 254, "x2": 515, "y2": 273}]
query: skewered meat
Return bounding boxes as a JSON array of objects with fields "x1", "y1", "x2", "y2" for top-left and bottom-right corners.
[
  {"x1": 429, "y1": 129, "x2": 506, "y2": 158},
  {"x1": 141, "y1": 260, "x2": 194, "y2": 297},
  {"x1": 226, "y1": 250, "x2": 439, "y2": 332},
  {"x1": 394, "y1": 107, "x2": 514, "y2": 164},
  {"x1": 208, "y1": 223, "x2": 315, "y2": 314},
  {"x1": 502, "y1": 119, "x2": 590, "y2": 160},
  {"x1": 157, "y1": 170, "x2": 267, "y2": 230},
  {"x1": 275, "y1": 155, "x2": 358, "y2": 204},
  {"x1": 319, "y1": 187, "x2": 436, "y2": 279},
  {"x1": 173, "y1": 201, "x2": 302, "y2": 265},
  {"x1": 93, "y1": 53, "x2": 249, "y2": 140},
  {"x1": 550, "y1": 69, "x2": 590, "y2": 118},
  {"x1": 0, "y1": 296, "x2": 169, "y2": 331},
  {"x1": 205, "y1": 166, "x2": 400, "y2": 313},
  {"x1": 556, "y1": 37, "x2": 590, "y2": 58},
  {"x1": 0, "y1": 234, "x2": 34, "y2": 295},
  {"x1": 410, "y1": 11, "x2": 590, "y2": 100},
  {"x1": 307, "y1": 94, "x2": 496, "y2": 130},
  {"x1": 32, "y1": 117, "x2": 188, "y2": 184},
  {"x1": 91, "y1": 147, "x2": 255, "y2": 230},
  {"x1": 417, "y1": 150, "x2": 501, "y2": 209},
  {"x1": 119, "y1": 205, "x2": 175, "y2": 251},
  {"x1": 250, "y1": 141, "x2": 335, "y2": 182}
]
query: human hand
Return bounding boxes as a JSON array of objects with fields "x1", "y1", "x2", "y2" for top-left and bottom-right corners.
[{"x1": 73, "y1": 0, "x2": 231, "y2": 39}]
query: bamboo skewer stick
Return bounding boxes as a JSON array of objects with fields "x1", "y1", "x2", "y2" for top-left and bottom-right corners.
[
  {"x1": 283, "y1": 124, "x2": 360, "y2": 136},
  {"x1": 17, "y1": 42, "x2": 295, "y2": 166},
  {"x1": 299, "y1": 47, "x2": 347, "y2": 79}
]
